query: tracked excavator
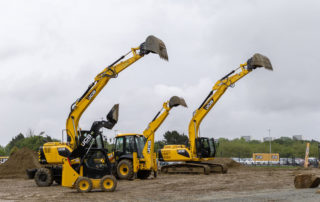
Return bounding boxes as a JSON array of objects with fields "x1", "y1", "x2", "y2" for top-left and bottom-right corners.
[
  {"x1": 159, "y1": 53, "x2": 273, "y2": 174},
  {"x1": 27, "y1": 35, "x2": 169, "y2": 186},
  {"x1": 112, "y1": 96, "x2": 187, "y2": 180}
]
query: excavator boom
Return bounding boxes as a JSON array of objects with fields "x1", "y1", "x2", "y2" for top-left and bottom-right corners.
[
  {"x1": 66, "y1": 35, "x2": 168, "y2": 149},
  {"x1": 188, "y1": 53, "x2": 273, "y2": 156}
]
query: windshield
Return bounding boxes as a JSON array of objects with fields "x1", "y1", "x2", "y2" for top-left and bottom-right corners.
[
  {"x1": 95, "y1": 135, "x2": 103, "y2": 149},
  {"x1": 135, "y1": 136, "x2": 146, "y2": 158}
]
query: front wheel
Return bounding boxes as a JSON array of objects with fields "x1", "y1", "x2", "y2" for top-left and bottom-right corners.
[
  {"x1": 34, "y1": 168, "x2": 53, "y2": 187},
  {"x1": 75, "y1": 177, "x2": 92, "y2": 193},
  {"x1": 117, "y1": 160, "x2": 133, "y2": 180},
  {"x1": 100, "y1": 175, "x2": 117, "y2": 192}
]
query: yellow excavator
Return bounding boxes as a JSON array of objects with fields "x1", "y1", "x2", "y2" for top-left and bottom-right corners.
[
  {"x1": 111, "y1": 96, "x2": 187, "y2": 180},
  {"x1": 159, "y1": 53, "x2": 273, "y2": 174},
  {"x1": 27, "y1": 35, "x2": 168, "y2": 186}
]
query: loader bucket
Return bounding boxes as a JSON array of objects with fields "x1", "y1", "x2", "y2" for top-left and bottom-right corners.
[
  {"x1": 247, "y1": 53, "x2": 273, "y2": 71},
  {"x1": 143, "y1": 35, "x2": 168, "y2": 61},
  {"x1": 107, "y1": 104, "x2": 119, "y2": 124},
  {"x1": 169, "y1": 96, "x2": 188, "y2": 108}
]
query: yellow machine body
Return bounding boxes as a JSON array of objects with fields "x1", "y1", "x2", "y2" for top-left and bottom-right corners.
[
  {"x1": 40, "y1": 142, "x2": 73, "y2": 164},
  {"x1": 61, "y1": 158, "x2": 116, "y2": 192}
]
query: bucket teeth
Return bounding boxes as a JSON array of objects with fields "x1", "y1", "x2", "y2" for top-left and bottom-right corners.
[
  {"x1": 248, "y1": 53, "x2": 273, "y2": 71},
  {"x1": 144, "y1": 35, "x2": 168, "y2": 61},
  {"x1": 169, "y1": 96, "x2": 188, "y2": 108}
]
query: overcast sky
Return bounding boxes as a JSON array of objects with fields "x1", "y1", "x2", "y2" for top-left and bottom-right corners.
[{"x1": 1, "y1": 0, "x2": 320, "y2": 146}]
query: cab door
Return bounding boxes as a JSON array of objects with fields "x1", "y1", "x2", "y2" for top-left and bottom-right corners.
[{"x1": 114, "y1": 137, "x2": 125, "y2": 161}]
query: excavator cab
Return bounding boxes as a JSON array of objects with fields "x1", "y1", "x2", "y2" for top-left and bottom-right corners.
[
  {"x1": 196, "y1": 137, "x2": 217, "y2": 158},
  {"x1": 114, "y1": 135, "x2": 146, "y2": 160}
]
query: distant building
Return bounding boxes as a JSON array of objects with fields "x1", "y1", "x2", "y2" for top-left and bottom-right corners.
[
  {"x1": 263, "y1": 137, "x2": 272, "y2": 142},
  {"x1": 241, "y1": 136, "x2": 251, "y2": 142},
  {"x1": 293, "y1": 135, "x2": 302, "y2": 140},
  {"x1": 280, "y1": 136, "x2": 292, "y2": 140}
]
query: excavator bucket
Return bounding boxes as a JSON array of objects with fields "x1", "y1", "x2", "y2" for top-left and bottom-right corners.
[
  {"x1": 169, "y1": 96, "x2": 187, "y2": 108},
  {"x1": 144, "y1": 35, "x2": 168, "y2": 61},
  {"x1": 247, "y1": 53, "x2": 273, "y2": 71},
  {"x1": 106, "y1": 104, "x2": 119, "y2": 124}
]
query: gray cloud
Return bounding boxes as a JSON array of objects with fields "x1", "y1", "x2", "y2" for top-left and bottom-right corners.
[{"x1": 1, "y1": 0, "x2": 320, "y2": 145}]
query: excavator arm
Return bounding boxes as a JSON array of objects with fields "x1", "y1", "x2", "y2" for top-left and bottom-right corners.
[
  {"x1": 139, "y1": 96, "x2": 187, "y2": 173},
  {"x1": 66, "y1": 35, "x2": 168, "y2": 149},
  {"x1": 188, "y1": 53, "x2": 273, "y2": 156},
  {"x1": 142, "y1": 96, "x2": 187, "y2": 139}
]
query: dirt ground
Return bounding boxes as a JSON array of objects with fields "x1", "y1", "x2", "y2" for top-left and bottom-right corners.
[{"x1": 1, "y1": 167, "x2": 320, "y2": 201}]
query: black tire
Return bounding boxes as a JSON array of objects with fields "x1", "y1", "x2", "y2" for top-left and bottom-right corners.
[
  {"x1": 117, "y1": 159, "x2": 133, "y2": 180},
  {"x1": 34, "y1": 168, "x2": 54, "y2": 187},
  {"x1": 137, "y1": 170, "x2": 151, "y2": 179},
  {"x1": 75, "y1": 177, "x2": 92, "y2": 193},
  {"x1": 100, "y1": 175, "x2": 117, "y2": 192}
]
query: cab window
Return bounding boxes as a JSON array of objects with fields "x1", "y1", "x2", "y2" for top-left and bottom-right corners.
[
  {"x1": 115, "y1": 137, "x2": 124, "y2": 153},
  {"x1": 125, "y1": 136, "x2": 135, "y2": 154}
]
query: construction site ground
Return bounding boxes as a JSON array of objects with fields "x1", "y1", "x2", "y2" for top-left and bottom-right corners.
[{"x1": 1, "y1": 166, "x2": 320, "y2": 202}]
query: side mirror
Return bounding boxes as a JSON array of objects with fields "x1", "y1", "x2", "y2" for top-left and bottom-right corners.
[{"x1": 107, "y1": 104, "x2": 119, "y2": 124}]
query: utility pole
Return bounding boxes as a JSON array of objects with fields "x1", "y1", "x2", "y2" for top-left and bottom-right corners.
[{"x1": 268, "y1": 129, "x2": 271, "y2": 165}]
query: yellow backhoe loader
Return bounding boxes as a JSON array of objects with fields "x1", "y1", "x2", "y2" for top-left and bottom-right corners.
[
  {"x1": 27, "y1": 35, "x2": 168, "y2": 186},
  {"x1": 159, "y1": 53, "x2": 273, "y2": 174},
  {"x1": 111, "y1": 96, "x2": 187, "y2": 180},
  {"x1": 61, "y1": 104, "x2": 119, "y2": 193}
]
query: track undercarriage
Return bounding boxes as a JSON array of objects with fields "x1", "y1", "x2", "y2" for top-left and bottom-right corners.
[{"x1": 160, "y1": 162, "x2": 228, "y2": 175}]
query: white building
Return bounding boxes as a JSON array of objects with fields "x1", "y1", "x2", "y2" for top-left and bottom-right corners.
[{"x1": 293, "y1": 135, "x2": 302, "y2": 140}]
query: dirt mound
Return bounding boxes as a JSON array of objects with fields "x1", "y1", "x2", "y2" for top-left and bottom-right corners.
[
  {"x1": 208, "y1": 158, "x2": 242, "y2": 168},
  {"x1": 0, "y1": 147, "x2": 41, "y2": 179},
  {"x1": 294, "y1": 174, "x2": 320, "y2": 188}
]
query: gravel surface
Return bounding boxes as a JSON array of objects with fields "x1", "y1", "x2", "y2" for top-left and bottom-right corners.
[{"x1": 0, "y1": 167, "x2": 319, "y2": 201}]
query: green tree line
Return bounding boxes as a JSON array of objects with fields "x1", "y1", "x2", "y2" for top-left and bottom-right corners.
[
  {"x1": 155, "y1": 131, "x2": 319, "y2": 159},
  {"x1": 0, "y1": 129, "x2": 59, "y2": 156},
  {"x1": 1, "y1": 129, "x2": 318, "y2": 159},
  {"x1": 216, "y1": 137, "x2": 319, "y2": 158}
]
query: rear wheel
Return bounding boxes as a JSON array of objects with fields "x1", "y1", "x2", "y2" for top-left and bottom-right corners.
[
  {"x1": 75, "y1": 177, "x2": 92, "y2": 193},
  {"x1": 137, "y1": 170, "x2": 151, "y2": 179},
  {"x1": 100, "y1": 175, "x2": 117, "y2": 192},
  {"x1": 34, "y1": 168, "x2": 53, "y2": 187},
  {"x1": 117, "y1": 160, "x2": 133, "y2": 180}
]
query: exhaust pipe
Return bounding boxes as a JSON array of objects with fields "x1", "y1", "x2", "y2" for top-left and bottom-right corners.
[
  {"x1": 169, "y1": 96, "x2": 188, "y2": 108},
  {"x1": 140, "y1": 35, "x2": 169, "y2": 61},
  {"x1": 247, "y1": 53, "x2": 273, "y2": 71}
]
